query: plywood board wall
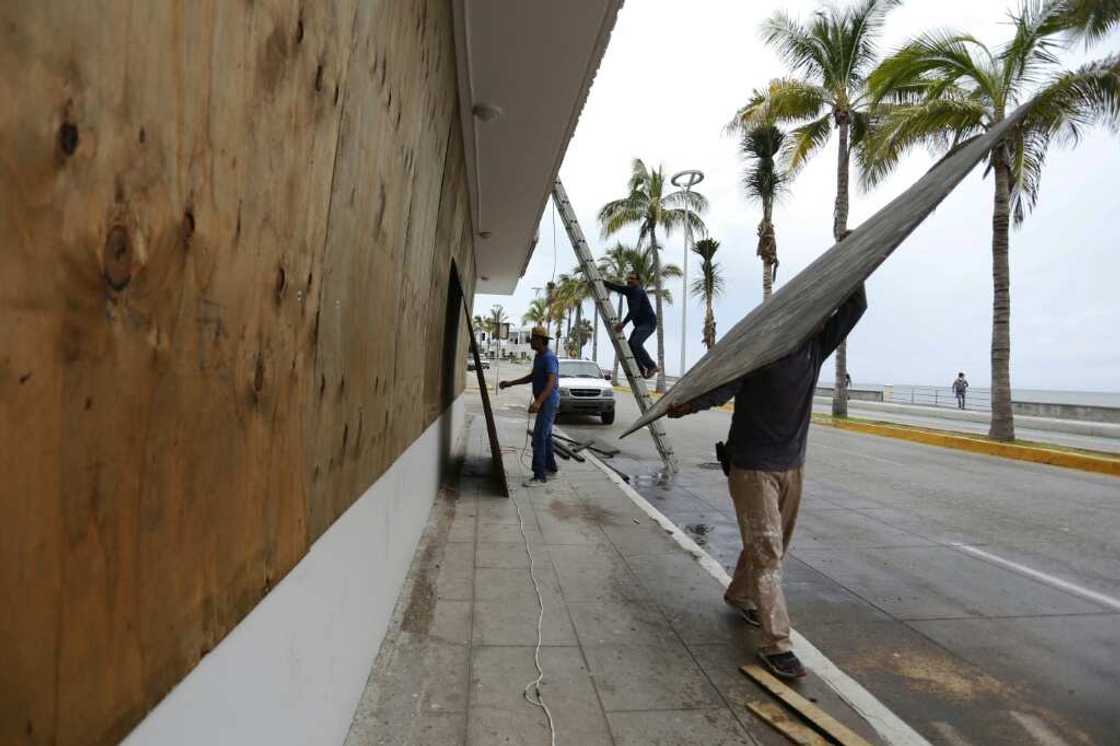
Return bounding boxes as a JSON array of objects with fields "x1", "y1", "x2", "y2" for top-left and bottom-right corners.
[{"x1": 0, "y1": 1, "x2": 476, "y2": 743}]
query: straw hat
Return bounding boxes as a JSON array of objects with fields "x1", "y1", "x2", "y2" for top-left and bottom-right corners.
[{"x1": 530, "y1": 326, "x2": 552, "y2": 339}]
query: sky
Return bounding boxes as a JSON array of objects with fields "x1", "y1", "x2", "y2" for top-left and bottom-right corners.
[{"x1": 473, "y1": 0, "x2": 1120, "y2": 392}]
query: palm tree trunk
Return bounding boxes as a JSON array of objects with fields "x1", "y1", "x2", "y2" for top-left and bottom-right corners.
[
  {"x1": 832, "y1": 112, "x2": 851, "y2": 418},
  {"x1": 703, "y1": 303, "x2": 715, "y2": 349},
  {"x1": 989, "y1": 155, "x2": 1015, "y2": 441},
  {"x1": 574, "y1": 303, "x2": 583, "y2": 357},
  {"x1": 760, "y1": 198, "x2": 777, "y2": 301},
  {"x1": 649, "y1": 226, "x2": 668, "y2": 393},
  {"x1": 611, "y1": 297, "x2": 624, "y2": 383},
  {"x1": 592, "y1": 305, "x2": 598, "y2": 363}
]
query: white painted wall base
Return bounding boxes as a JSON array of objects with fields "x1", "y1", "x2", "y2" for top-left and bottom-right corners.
[{"x1": 124, "y1": 396, "x2": 466, "y2": 746}]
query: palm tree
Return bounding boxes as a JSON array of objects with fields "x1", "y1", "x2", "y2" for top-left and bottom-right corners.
[
  {"x1": 522, "y1": 298, "x2": 548, "y2": 327},
  {"x1": 486, "y1": 305, "x2": 508, "y2": 359},
  {"x1": 566, "y1": 318, "x2": 594, "y2": 358},
  {"x1": 732, "y1": 103, "x2": 792, "y2": 299},
  {"x1": 690, "y1": 238, "x2": 725, "y2": 350},
  {"x1": 628, "y1": 247, "x2": 683, "y2": 306},
  {"x1": 865, "y1": 2, "x2": 1120, "y2": 441},
  {"x1": 599, "y1": 159, "x2": 709, "y2": 392},
  {"x1": 732, "y1": 0, "x2": 901, "y2": 416}
]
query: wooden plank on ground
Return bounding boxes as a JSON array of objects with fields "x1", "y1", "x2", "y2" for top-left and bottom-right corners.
[
  {"x1": 741, "y1": 664, "x2": 873, "y2": 746},
  {"x1": 746, "y1": 701, "x2": 830, "y2": 745}
]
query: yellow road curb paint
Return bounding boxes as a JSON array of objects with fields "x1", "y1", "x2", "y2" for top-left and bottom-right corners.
[
  {"x1": 612, "y1": 385, "x2": 1118, "y2": 476},
  {"x1": 814, "y1": 417, "x2": 1120, "y2": 477}
]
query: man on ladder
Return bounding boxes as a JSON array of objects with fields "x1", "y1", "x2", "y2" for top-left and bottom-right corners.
[{"x1": 603, "y1": 272, "x2": 659, "y2": 380}]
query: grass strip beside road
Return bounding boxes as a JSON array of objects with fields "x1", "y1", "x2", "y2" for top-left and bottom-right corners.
[{"x1": 812, "y1": 415, "x2": 1120, "y2": 477}]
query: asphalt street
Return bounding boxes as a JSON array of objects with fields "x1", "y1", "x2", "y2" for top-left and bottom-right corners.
[{"x1": 477, "y1": 364, "x2": 1120, "y2": 745}]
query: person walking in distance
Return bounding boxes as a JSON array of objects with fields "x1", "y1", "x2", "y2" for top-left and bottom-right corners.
[
  {"x1": 667, "y1": 286, "x2": 868, "y2": 679},
  {"x1": 499, "y1": 327, "x2": 560, "y2": 487},
  {"x1": 953, "y1": 372, "x2": 969, "y2": 410},
  {"x1": 603, "y1": 272, "x2": 659, "y2": 379}
]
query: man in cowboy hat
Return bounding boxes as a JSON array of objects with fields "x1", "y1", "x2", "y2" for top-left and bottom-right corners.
[{"x1": 499, "y1": 326, "x2": 559, "y2": 486}]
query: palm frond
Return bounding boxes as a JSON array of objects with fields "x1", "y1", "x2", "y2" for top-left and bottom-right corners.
[
  {"x1": 1021, "y1": 54, "x2": 1120, "y2": 144},
  {"x1": 868, "y1": 31, "x2": 1001, "y2": 106},
  {"x1": 841, "y1": 0, "x2": 903, "y2": 86},
  {"x1": 859, "y1": 96, "x2": 988, "y2": 188},
  {"x1": 739, "y1": 124, "x2": 791, "y2": 204},
  {"x1": 728, "y1": 79, "x2": 828, "y2": 132},
  {"x1": 1052, "y1": 0, "x2": 1120, "y2": 44},
  {"x1": 761, "y1": 11, "x2": 829, "y2": 80},
  {"x1": 784, "y1": 113, "x2": 833, "y2": 173},
  {"x1": 1001, "y1": 0, "x2": 1067, "y2": 93}
]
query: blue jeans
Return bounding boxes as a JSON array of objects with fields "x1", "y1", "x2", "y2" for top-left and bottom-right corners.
[
  {"x1": 629, "y1": 322, "x2": 656, "y2": 372},
  {"x1": 531, "y1": 398, "x2": 559, "y2": 480}
]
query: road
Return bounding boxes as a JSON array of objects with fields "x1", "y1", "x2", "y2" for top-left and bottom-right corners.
[{"x1": 475, "y1": 365, "x2": 1120, "y2": 745}]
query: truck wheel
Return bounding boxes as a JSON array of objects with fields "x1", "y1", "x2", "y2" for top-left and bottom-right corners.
[{"x1": 600, "y1": 410, "x2": 615, "y2": 425}]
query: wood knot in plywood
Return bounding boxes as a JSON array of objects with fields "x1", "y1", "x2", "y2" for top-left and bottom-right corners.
[
  {"x1": 181, "y1": 209, "x2": 195, "y2": 251},
  {"x1": 103, "y1": 225, "x2": 133, "y2": 291},
  {"x1": 59, "y1": 121, "x2": 79, "y2": 156}
]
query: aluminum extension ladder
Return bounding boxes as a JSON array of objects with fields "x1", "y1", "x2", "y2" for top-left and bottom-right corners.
[{"x1": 550, "y1": 179, "x2": 678, "y2": 474}]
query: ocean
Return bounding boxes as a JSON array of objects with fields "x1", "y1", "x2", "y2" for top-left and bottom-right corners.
[{"x1": 856, "y1": 384, "x2": 1120, "y2": 411}]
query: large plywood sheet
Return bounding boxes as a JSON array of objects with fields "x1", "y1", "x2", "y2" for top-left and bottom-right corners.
[{"x1": 0, "y1": 1, "x2": 476, "y2": 743}]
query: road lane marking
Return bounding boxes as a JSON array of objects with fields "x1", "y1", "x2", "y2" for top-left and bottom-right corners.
[
  {"x1": 578, "y1": 443, "x2": 933, "y2": 746},
  {"x1": 949, "y1": 543, "x2": 1120, "y2": 613},
  {"x1": 1009, "y1": 711, "x2": 1071, "y2": 746}
]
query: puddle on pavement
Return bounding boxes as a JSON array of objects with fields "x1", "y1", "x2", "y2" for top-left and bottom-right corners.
[{"x1": 683, "y1": 522, "x2": 713, "y2": 546}]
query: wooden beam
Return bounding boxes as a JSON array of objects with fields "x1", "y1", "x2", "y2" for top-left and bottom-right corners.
[
  {"x1": 741, "y1": 664, "x2": 873, "y2": 746},
  {"x1": 746, "y1": 701, "x2": 830, "y2": 746}
]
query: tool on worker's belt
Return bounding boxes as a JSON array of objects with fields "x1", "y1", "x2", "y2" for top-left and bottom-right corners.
[
  {"x1": 550, "y1": 178, "x2": 677, "y2": 473},
  {"x1": 715, "y1": 441, "x2": 731, "y2": 476}
]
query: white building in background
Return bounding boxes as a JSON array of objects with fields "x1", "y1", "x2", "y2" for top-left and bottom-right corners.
[{"x1": 476, "y1": 325, "x2": 534, "y2": 360}]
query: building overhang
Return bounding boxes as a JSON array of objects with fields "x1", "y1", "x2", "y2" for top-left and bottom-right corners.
[{"x1": 452, "y1": 0, "x2": 622, "y2": 294}]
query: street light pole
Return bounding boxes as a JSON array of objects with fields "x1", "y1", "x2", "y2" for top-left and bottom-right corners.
[{"x1": 670, "y1": 169, "x2": 704, "y2": 378}]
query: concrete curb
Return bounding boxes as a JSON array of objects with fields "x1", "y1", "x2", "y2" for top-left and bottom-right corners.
[{"x1": 815, "y1": 417, "x2": 1120, "y2": 478}]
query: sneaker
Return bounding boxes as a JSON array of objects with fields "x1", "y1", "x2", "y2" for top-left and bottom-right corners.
[
  {"x1": 645, "y1": 366, "x2": 660, "y2": 379},
  {"x1": 522, "y1": 477, "x2": 547, "y2": 488},
  {"x1": 758, "y1": 650, "x2": 807, "y2": 680},
  {"x1": 724, "y1": 598, "x2": 761, "y2": 628}
]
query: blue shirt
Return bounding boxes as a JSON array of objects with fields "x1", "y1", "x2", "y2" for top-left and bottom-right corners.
[{"x1": 532, "y1": 349, "x2": 560, "y2": 406}]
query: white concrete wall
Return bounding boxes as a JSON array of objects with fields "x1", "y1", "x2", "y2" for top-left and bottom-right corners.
[{"x1": 123, "y1": 396, "x2": 466, "y2": 746}]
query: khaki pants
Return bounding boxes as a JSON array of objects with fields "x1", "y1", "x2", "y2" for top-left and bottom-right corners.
[{"x1": 724, "y1": 466, "x2": 803, "y2": 654}]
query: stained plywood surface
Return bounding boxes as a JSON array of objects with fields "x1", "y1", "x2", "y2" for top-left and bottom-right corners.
[
  {"x1": 623, "y1": 105, "x2": 1033, "y2": 437},
  {"x1": 0, "y1": 1, "x2": 475, "y2": 743}
]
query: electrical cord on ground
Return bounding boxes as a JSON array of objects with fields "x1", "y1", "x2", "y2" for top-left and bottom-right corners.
[{"x1": 500, "y1": 407, "x2": 557, "y2": 745}]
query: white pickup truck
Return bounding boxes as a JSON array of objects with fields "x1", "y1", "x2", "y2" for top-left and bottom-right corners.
[{"x1": 555, "y1": 358, "x2": 615, "y2": 424}]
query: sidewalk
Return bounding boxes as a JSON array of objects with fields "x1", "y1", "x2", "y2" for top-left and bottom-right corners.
[
  {"x1": 811, "y1": 397, "x2": 1120, "y2": 455},
  {"x1": 344, "y1": 399, "x2": 885, "y2": 745}
]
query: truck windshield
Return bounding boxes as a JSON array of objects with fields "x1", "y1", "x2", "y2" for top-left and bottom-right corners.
[{"x1": 558, "y1": 361, "x2": 603, "y2": 379}]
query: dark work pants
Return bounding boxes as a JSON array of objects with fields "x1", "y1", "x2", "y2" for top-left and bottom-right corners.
[
  {"x1": 531, "y1": 399, "x2": 559, "y2": 479},
  {"x1": 629, "y1": 322, "x2": 656, "y2": 371}
]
